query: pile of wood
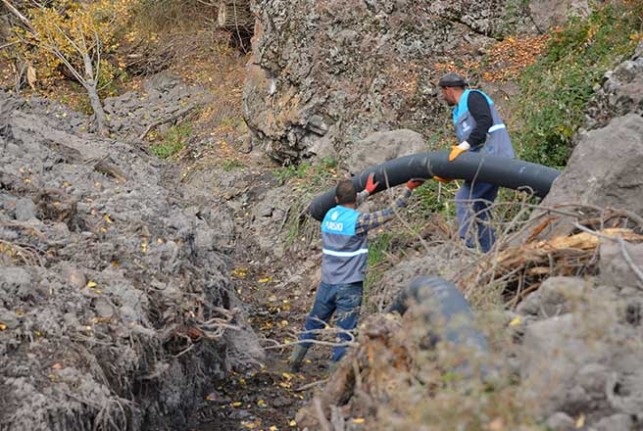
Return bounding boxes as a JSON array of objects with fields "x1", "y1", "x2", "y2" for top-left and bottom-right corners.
[{"x1": 460, "y1": 209, "x2": 643, "y2": 306}]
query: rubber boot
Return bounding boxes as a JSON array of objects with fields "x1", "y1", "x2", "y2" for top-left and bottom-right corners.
[{"x1": 288, "y1": 344, "x2": 309, "y2": 373}]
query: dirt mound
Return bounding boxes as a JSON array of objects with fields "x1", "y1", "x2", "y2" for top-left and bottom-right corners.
[{"x1": 0, "y1": 90, "x2": 262, "y2": 431}]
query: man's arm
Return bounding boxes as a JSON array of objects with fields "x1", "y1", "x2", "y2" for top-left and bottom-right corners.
[
  {"x1": 354, "y1": 188, "x2": 412, "y2": 235},
  {"x1": 356, "y1": 189, "x2": 370, "y2": 207},
  {"x1": 466, "y1": 91, "x2": 493, "y2": 149}
]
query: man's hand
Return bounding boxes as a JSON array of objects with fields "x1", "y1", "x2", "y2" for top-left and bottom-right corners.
[
  {"x1": 406, "y1": 178, "x2": 425, "y2": 190},
  {"x1": 448, "y1": 141, "x2": 471, "y2": 161},
  {"x1": 365, "y1": 173, "x2": 379, "y2": 194}
]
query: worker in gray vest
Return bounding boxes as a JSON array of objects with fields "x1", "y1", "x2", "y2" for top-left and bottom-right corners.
[
  {"x1": 289, "y1": 174, "x2": 424, "y2": 372},
  {"x1": 438, "y1": 72, "x2": 515, "y2": 252}
]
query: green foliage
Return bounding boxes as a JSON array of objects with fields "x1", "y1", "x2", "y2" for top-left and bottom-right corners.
[
  {"x1": 221, "y1": 159, "x2": 245, "y2": 172},
  {"x1": 150, "y1": 122, "x2": 191, "y2": 159},
  {"x1": 367, "y1": 232, "x2": 393, "y2": 267},
  {"x1": 273, "y1": 157, "x2": 338, "y2": 184},
  {"x1": 515, "y1": 2, "x2": 642, "y2": 168},
  {"x1": 413, "y1": 181, "x2": 456, "y2": 217}
]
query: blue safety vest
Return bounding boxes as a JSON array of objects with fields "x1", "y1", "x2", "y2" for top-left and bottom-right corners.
[
  {"x1": 452, "y1": 89, "x2": 515, "y2": 159},
  {"x1": 321, "y1": 205, "x2": 368, "y2": 284}
]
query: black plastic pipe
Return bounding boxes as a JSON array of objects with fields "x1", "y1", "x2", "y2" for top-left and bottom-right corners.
[
  {"x1": 387, "y1": 276, "x2": 488, "y2": 353},
  {"x1": 308, "y1": 150, "x2": 561, "y2": 221}
]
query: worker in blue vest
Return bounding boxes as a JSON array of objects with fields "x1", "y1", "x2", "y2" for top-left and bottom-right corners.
[
  {"x1": 289, "y1": 174, "x2": 424, "y2": 372},
  {"x1": 438, "y1": 72, "x2": 515, "y2": 253}
]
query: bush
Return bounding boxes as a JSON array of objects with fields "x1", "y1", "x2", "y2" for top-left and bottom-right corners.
[{"x1": 515, "y1": 1, "x2": 642, "y2": 168}]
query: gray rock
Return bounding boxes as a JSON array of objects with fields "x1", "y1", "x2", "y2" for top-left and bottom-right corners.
[
  {"x1": 534, "y1": 114, "x2": 643, "y2": 239},
  {"x1": 594, "y1": 414, "x2": 634, "y2": 431},
  {"x1": 599, "y1": 241, "x2": 643, "y2": 289},
  {"x1": 545, "y1": 412, "x2": 576, "y2": 431},
  {"x1": 528, "y1": 0, "x2": 590, "y2": 32},
  {"x1": 516, "y1": 277, "x2": 587, "y2": 318},
  {"x1": 14, "y1": 198, "x2": 37, "y2": 221},
  {"x1": 345, "y1": 129, "x2": 428, "y2": 175},
  {"x1": 0, "y1": 307, "x2": 20, "y2": 329}
]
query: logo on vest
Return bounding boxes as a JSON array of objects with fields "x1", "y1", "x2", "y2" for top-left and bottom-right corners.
[{"x1": 324, "y1": 210, "x2": 343, "y2": 231}]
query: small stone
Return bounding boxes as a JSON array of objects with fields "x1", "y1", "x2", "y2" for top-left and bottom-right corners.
[{"x1": 14, "y1": 198, "x2": 37, "y2": 221}]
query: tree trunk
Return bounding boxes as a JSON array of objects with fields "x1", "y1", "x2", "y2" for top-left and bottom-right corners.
[
  {"x1": 217, "y1": 0, "x2": 253, "y2": 30},
  {"x1": 81, "y1": 50, "x2": 109, "y2": 137},
  {"x1": 86, "y1": 83, "x2": 109, "y2": 137}
]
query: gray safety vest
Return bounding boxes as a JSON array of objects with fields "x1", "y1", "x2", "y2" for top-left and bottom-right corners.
[
  {"x1": 453, "y1": 89, "x2": 515, "y2": 159},
  {"x1": 321, "y1": 205, "x2": 368, "y2": 284}
]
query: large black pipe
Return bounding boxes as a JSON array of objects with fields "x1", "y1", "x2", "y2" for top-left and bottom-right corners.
[
  {"x1": 387, "y1": 276, "x2": 488, "y2": 353},
  {"x1": 309, "y1": 150, "x2": 561, "y2": 221}
]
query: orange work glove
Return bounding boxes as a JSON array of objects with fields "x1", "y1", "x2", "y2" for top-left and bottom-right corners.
[
  {"x1": 448, "y1": 141, "x2": 471, "y2": 161},
  {"x1": 433, "y1": 176, "x2": 452, "y2": 184},
  {"x1": 365, "y1": 173, "x2": 379, "y2": 194},
  {"x1": 406, "y1": 178, "x2": 426, "y2": 190}
]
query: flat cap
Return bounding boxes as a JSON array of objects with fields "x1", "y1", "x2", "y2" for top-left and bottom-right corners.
[{"x1": 438, "y1": 72, "x2": 468, "y2": 88}]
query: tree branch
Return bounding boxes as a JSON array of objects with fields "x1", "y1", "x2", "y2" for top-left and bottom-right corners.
[{"x1": 1, "y1": 0, "x2": 34, "y2": 30}]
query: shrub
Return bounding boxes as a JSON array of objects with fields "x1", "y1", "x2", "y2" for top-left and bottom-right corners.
[{"x1": 515, "y1": 1, "x2": 642, "y2": 168}]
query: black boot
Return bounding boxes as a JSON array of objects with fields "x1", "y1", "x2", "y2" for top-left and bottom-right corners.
[{"x1": 288, "y1": 344, "x2": 309, "y2": 373}]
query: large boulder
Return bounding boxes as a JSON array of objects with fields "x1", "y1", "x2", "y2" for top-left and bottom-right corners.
[
  {"x1": 527, "y1": 0, "x2": 590, "y2": 32},
  {"x1": 532, "y1": 113, "x2": 643, "y2": 238},
  {"x1": 345, "y1": 129, "x2": 429, "y2": 175}
]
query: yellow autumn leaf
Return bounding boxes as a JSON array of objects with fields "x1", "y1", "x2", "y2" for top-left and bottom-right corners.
[
  {"x1": 257, "y1": 399, "x2": 267, "y2": 407},
  {"x1": 269, "y1": 426, "x2": 278, "y2": 431},
  {"x1": 258, "y1": 276, "x2": 272, "y2": 283},
  {"x1": 288, "y1": 420, "x2": 297, "y2": 427},
  {"x1": 576, "y1": 414, "x2": 585, "y2": 428},
  {"x1": 509, "y1": 316, "x2": 522, "y2": 326},
  {"x1": 352, "y1": 418, "x2": 366, "y2": 424},
  {"x1": 231, "y1": 401, "x2": 242, "y2": 407},
  {"x1": 282, "y1": 372, "x2": 294, "y2": 380},
  {"x1": 103, "y1": 214, "x2": 113, "y2": 224},
  {"x1": 0, "y1": 322, "x2": 7, "y2": 331},
  {"x1": 86, "y1": 281, "x2": 98, "y2": 288}
]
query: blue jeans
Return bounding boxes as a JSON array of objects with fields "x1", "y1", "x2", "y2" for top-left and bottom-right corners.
[
  {"x1": 455, "y1": 181, "x2": 498, "y2": 253},
  {"x1": 299, "y1": 281, "x2": 363, "y2": 362}
]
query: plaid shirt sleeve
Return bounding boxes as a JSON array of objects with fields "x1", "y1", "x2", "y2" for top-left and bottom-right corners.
[{"x1": 355, "y1": 188, "x2": 412, "y2": 235}]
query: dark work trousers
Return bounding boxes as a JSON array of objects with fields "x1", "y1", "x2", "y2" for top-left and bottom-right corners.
[
  {"x1": 299, "y1": 281, "x2": 363, "y2": 362},
  {"x1": 455, "y1": 181, "x2": 499, "y2": 253}
]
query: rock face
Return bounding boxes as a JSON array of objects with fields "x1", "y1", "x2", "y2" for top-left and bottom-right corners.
[
  {"x1": 0, "y1": 91, "x2": 262, "y2": 431},
  {"x1": 243, "y1": 0, "x2": 524, "y2": 164},
  {"x1": 586, "y1": 42, "x2": 643, "y2": 130}
]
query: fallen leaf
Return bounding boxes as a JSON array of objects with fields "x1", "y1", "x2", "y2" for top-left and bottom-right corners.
[
  {"x1": 258, "y1": 276, "x2": 272, "y2": 283},
  {"x1": 231, "y1": 401, "x2": 242, "y2": 407},
  {"x1": 0, "y1": 322, "x2": 6, "y2": 331},
  {"x1": 257, "y1": 399, "x2": 267, "y2": 407},
  {"x1": 86, "y1": 281, "x2": 97, "y2": 288},
  {"x1": 269, "y1": 426, "x2": 278, "y2": 431},
  {"x1": 103, "y1": 214, "x2": 113, "y2": 224},
  {"x1": 576, "y1": 414, "x2": 585, "y2": 428},
  {"x1": 509, "y1": 316, "x2": 522, "y2": 326},
  {"x1": 352, "y1": 418, "x2": 366, "y2": 424},
  {"x1": 288, "y1": 420, "x2": 297, "y2": 427},
  {"x1": 488, "y1": 417, "x2": 505, "y2": 431}
]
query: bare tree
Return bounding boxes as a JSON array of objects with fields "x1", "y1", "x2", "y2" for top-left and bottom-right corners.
[{"x1": 2, "y1": 0, "x2": 112, "y2": 136}]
